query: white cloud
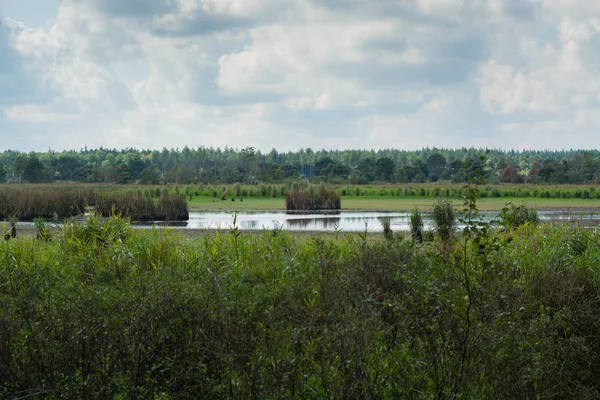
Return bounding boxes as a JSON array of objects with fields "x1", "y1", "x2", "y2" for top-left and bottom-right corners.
[
  {"x1": 477, "y1": 2, "x2": 600, "y2": 147},
  {"x1": 5, "y1": 104, "x2": 80, "y2": 122},
  {"x1": 0, "y1": 0, "x2": 599, "y2": 151}
]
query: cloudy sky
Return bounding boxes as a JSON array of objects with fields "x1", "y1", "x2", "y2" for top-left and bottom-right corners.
[{"x1": 0, "y1": 0, "x2": 599, "y2": 152}]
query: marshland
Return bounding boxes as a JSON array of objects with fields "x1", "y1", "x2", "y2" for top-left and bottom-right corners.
[
  {"x1": 2, "y1": 174, "x2": 600, "y2": 398},
  {"x1": 2, "y1": 152, "x2": 600, "y2": 398},
  {"x1": 4, "y1": 0, "x2": 600, "y2": 395}
]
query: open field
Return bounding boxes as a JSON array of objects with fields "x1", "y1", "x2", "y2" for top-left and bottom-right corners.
[
  {"x1": 5, "y1": 182, "x2": 600, "y2": 199},
  {"x1": 189, "y1": 196, "x2": 284, "y2": 211},
  {"x1": 342, "y1": 196, "x2": 600, "y2": 211},
  {"x1": 189, "y1": 195, "x2": 600, "y2": 212}
]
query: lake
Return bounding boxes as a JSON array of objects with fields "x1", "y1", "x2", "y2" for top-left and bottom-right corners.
[{"x1": 140, "y1": 210, "x2": 600, "y2": 232}]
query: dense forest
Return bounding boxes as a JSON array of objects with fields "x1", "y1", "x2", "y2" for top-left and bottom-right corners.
[{"x1": 1, "y1": 147, "x2": 600, "y2": 185}]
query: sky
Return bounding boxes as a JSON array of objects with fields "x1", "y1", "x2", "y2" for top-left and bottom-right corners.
[{"x1": 0, "y1": 0, "x2": 599, "y2": 152}]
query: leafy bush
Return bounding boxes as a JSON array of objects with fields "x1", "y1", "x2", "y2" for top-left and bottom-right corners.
[
  {"x1": 409, "y1": 208, "x2": 423, "y2": 243},
  {"x1": 34, "y1": 217, "x2": 51, "y2": 242},
  {"x1": 378, "y1": 216, "x2": 393, "y2": 240},
  {"x1": 2, "y1": 210, "x2": 600, "y2": 397},
  {"x1": 431, "y1": 198, "x2": 455, "y2": 241},
  {"x1": 500, "y1": 202, "x2": 539, "y2": 229}
]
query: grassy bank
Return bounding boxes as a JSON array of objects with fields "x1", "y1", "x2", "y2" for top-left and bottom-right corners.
[
  {"x1": 189, "y1": 195, "x2": 600, "y2": 212},
  {"x1": 2, "y1": 213, "x2": 600, "y2": 398}
]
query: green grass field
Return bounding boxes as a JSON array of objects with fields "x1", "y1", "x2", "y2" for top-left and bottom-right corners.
[
  {"x1": 189, "y1": 197, "x2": 285, "y2": 211},
  {"x1": 189, "y1": 195, "x2": 600, "y2": 212}
]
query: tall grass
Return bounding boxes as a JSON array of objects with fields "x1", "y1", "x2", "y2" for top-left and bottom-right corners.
[
  {"x1": 409, "y1": 208, "x2": 424, "y2": 243},
  {"x1": 1, "y1": 216, "x2": 600, "y2": 397},
  {"x1": 285, "y1": 184, "x2": 341, "y2": 211},
  {"x1": 431, "y1": 198, "x2": 455, "y2": 240},
  {"x1": 0, "y1": 185, "x2": 187, "y2": 222},
  {"x1": 0, "y1": 186, "x2": 94, "y2": 219},
  {"x1": 378, "y1": 216, "x2": 393, "y2": 239},
  {"x1": 500, "y1": 202, "x2": 540, "y2": 229},
  {"x1": 95, "y1": 191, "x2": 189, "y2": 221},
  {"x1": 189, "y1": 182, "x2": 600, "y2": 200}
]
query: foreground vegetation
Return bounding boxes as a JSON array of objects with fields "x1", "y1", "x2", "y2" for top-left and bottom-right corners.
[{"x1": 1, "y1": 202, "x2": 600, "y2": 398}]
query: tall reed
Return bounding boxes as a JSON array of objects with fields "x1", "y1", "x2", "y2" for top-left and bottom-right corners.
[
  {"x1": 0, "y1": 186, "x2": 93, "y2": 219},
  {"x1": 378, "y1": 216, "x2": 393, "y2": 239},
  {"x1": 409, "y1": 208, "x2": 424, "y2": 243},
  {"x1": 285, "y1": 184, "x2": 341, "y2": 211},
  {"x1": 431, "y1": 198, "x2": 455, "y2": 240},
  {"x1": 95, "y1": 191, "x2": 189, "y2": 221}
]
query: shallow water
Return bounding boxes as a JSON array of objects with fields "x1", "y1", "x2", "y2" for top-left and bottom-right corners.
[
  {"x1": 17, "y1": 210, "x2": 599, "y2": 232},
  {"x1": 139, "y1": 209, "x2": 600, "y2": 232}
]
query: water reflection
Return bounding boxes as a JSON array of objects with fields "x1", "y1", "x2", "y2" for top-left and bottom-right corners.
[
  {"x1": 135, "y1": 221, "x2": 189, "y2": 228},
  {"x1": 239, "y1": 220, "x2": 259, "y2": 229},
  {"x1": 178, "y1": 210, "x2": 600, "y2": 232},
  {"x1": 16, "y1": 209, "x2": 600, "y2": 232},
  {"x1": 180, "y1": 211, "x2": 438, "y2": 232},
  {"x1": 286, "y1": 217, "x2": 341, "y2": 229}
]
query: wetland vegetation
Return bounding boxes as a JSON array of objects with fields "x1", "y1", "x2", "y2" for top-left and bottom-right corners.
[
  {"x1": 2, "y1": 191, "x2": 600, "y2": 398},
  {"x1": 285, "y1": 184, "x2": 341, "y2": 211},
  {"x1": 1, "y1": 152, "x2": 600, "y2": 398}
]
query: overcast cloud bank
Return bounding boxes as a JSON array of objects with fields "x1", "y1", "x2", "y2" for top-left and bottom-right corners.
[{"x1": 1, "y1": 0, "x2": 600, "y2": 151}]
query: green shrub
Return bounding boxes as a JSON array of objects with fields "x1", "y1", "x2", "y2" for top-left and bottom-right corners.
[
  {"x1": 34, "y1": 217, "x2": 51, "y2": 242},
  {"x1": 1, "y1": 212, "x2": 600, "y2": 398},
  {"x1": 500, "y1": 202, "x2": 539, "y2": 229},
  {"x1": 409, "y1": 208, "x2": 423, "y2": 243},
  {"x1": 378, "y1": 216, "x2": 393, "y2": 240},
  {"x1": 431, "y1": 198, "x2": 455, "y2": 241}
]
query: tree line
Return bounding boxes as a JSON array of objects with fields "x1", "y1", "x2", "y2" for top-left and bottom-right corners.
[{"x1": 1, "y1": 146, "x2": 600, "y2": 185}]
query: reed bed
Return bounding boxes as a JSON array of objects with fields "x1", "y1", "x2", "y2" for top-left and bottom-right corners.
[
  {"x1": 285, "y1": 184, "x2": 341, "y2": 211},
  {"x1": 95, "y1": 191, "x2": 189, "y2": 221},
  {"x1": 0, "y1": 186, "x2": 94, "y2": 220}
]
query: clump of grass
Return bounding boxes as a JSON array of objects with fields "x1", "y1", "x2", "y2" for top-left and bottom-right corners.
[
  {"x1": 158, "y1": 191, "x2": 189, "y2": 220},
  {"x1": 409, "y1": 208, "x2": 423, "y2": 243},
  {"x1": 34, "y1": 217, "x2": 51, "y2": 242},
  {"x1": 378, "y1": 216, "x2": 393, "y2": 240},
  {"x1": 2, "y1": 218, "x2": 11, "y2": 241},
  {"x1": 500, "y1": 202, "x2": 539, "y2": 229},
  {"x1": 60, "y1": 212, "x2": 132, "y2": 249},
  {"x1": 431, "y1": 198, "x2": 455, "y2": 241},
  {"x1": 285, "y1": 184, "x2": 340, "y2": 211},
  {"x1": 8, "y1": 215, "x2": 17, "y2": 239},
  {"x1": 95, "y1": 191, "x2": 189, "y2": 221}
]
